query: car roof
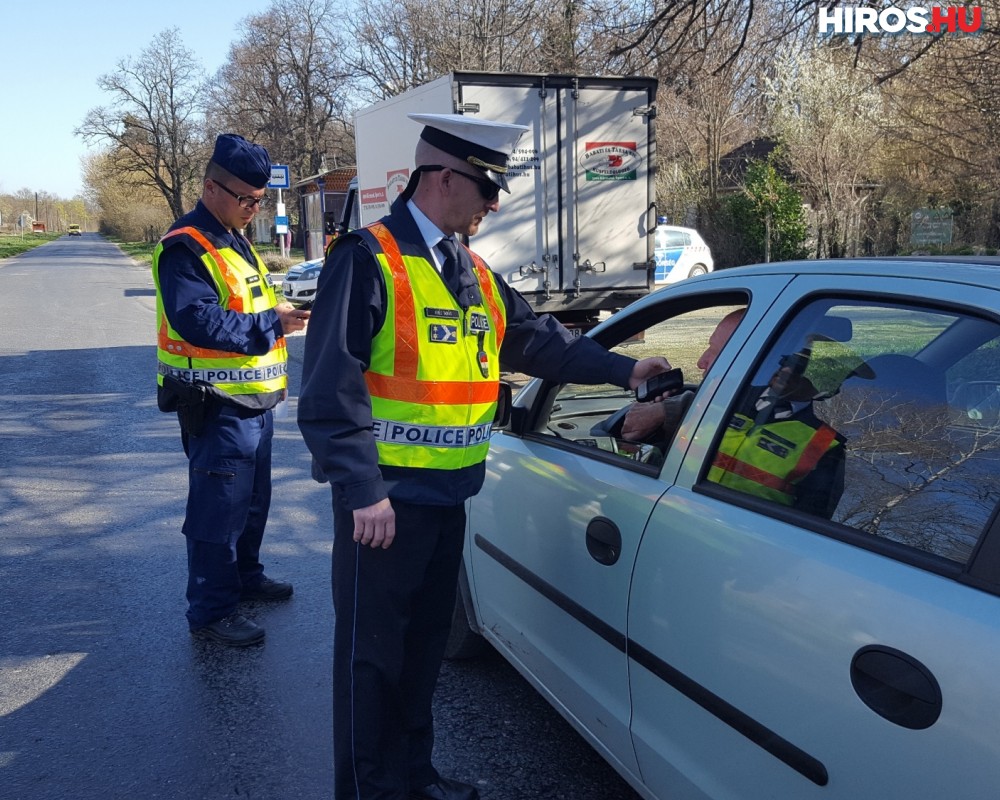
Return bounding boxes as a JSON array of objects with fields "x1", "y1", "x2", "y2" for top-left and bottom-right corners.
[{"x1": 696, "y1": 256, "x2": 1000, "y2": 288}]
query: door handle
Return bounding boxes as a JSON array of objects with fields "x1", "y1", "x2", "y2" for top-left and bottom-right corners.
[
  {"x1": 850, "y1": 645, "x2": 942, "y2": 729},
  {"x1": 586, "y1": 516, "x2": 622, "y2": 566}
]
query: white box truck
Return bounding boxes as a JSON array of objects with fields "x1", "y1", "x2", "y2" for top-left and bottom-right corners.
[{"x1": 344, "y1": 71, "x2": 659, "y2": 328}]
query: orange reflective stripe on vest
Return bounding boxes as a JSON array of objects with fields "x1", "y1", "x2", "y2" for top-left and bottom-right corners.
[
  {"x1": 468, "y1": 247, "x2": 506, "y2": 342},
  {"x1": 367, "y1": 223, "x2": 504, "y2": 403},
  {"x1": 161, "y1": 227, "x2": 245, "y2": 312},
  {"x1": 370, "y1": 223, "x2": 420, "y2": 380},
  {"x1": 156, "y1": 227, "x2": 284, "y2": 359},
  {"x1": 785, "y1": 424, "x2": 837, "y2": 486}
]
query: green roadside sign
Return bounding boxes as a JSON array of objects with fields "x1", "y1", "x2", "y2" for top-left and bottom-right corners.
[{"x1": 910, "y1": 208, "x2": 953, "y2": 245}]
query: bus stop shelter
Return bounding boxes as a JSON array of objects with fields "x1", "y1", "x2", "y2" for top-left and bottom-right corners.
[{"x1": 294, "y1": 166, "x2": 357, "y2": 262}]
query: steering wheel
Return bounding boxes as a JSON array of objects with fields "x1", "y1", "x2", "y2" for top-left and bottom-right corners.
[{"x1": 590, "y1": 405, "x2": 631, "y2": 438}]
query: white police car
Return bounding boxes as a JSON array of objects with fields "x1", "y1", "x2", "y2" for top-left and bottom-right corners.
[
  {"x1": 280, "y1": 258, "x2": 323, "y2": 306},
  {"x1": 653, "y1": 223, "x2": 714, "y2": 283},
  {"x1": 449, "y1": 256, "x2": 1000, "y2": 799}
]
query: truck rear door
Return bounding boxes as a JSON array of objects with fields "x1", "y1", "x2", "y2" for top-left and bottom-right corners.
[{"x1": 457, "y1": 75, "x2": 656, "y2": 316}]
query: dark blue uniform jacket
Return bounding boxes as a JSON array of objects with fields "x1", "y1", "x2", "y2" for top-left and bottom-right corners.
[{"x1": 297, "y1": 197, "x2": 636, "y2": 509}]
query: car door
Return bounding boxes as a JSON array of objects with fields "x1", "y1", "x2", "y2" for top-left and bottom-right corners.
[
  {"x1": 465, "y1": 282, "x2": 768, "y2": 790},
  {"x1": 628, "y1": 275, "x2": 1000, "y2": 799}
]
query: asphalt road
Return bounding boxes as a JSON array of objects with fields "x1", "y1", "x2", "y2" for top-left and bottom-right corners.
[{"x1": 0, "y1": 234, "x2": 642, "y2": 800}]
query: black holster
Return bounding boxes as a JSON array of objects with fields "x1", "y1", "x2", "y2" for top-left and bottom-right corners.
[{"x1": 160, "y1": 374, "x2": 211, "y2": 437}]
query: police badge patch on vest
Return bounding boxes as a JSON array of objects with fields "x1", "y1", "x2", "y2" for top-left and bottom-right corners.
[
  {"x1": 426, "y1": 307, "x2": 460, "y2": 344},
  {"x1": 429, "y1": 324, "x2": 458, "y2": 343},
  {"x1": 468, "y1": 312, "x2": 491, "y2": 333}
]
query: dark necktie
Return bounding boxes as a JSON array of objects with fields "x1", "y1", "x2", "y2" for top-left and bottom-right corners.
[
  {"x1": 437, "y1": 237, "x2": 461, "y2": 294},
  {"x1": 755, "y1": 393, "x2": 794, "y2": 425}
]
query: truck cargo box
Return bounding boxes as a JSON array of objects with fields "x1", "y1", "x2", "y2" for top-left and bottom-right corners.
[{"x1": 351, "y1": 72, "x2": 658, "y2": 322}]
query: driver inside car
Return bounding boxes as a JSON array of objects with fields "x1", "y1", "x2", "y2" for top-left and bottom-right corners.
[
  {"x1": 621, "y1": 307, "x2": 849, "y2": 519},
  {"x1": 621, "y1": 308, "x2": 746, "y2": 443}
]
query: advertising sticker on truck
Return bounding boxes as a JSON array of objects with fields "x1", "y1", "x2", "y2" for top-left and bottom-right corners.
[
  {"x1": 387, "y1": 169, "x2": 410, "y2": 199},
  {"x1": 361, "y1": 186, "x2": 388, "y2": 218},
  {"x1": 581, "y1": 142, "x2": 640, "y2": 181}
]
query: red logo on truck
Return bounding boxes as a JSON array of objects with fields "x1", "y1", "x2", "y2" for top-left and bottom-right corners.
[{"x1": 581, "y1": 142, "x2": 641, "y2": 181}]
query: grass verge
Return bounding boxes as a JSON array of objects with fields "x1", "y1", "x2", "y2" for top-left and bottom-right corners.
[{"x1": 0, "y1": 232, "x2": 62, "y2": 259}]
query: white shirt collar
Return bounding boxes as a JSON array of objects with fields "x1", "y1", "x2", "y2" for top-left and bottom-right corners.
[{"x1": 407, "y1": 199, "x2": 449, "y2": 270}]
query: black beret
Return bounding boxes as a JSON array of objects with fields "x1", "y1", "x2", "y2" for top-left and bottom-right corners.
[{"x1": 210, "y1": 134, "x2": 271, "y2": 189}]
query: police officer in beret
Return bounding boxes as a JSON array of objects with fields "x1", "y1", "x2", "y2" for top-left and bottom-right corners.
[
  {"x1": 298, "y1": 114, "x2": 671, "y2": 799},
  {"x1": 153, "y1": 133, "x2": 310, "y2": 647}
]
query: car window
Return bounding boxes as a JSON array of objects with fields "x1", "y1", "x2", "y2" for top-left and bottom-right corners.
[
  {"x1": 530, "y1": 303, "x2": 747, "y2": 469},
  {"x1": 663, "y1": 230, "x2": 690, "y2": 248},
  {"x1": 702, "y1": 297, "x2": 1000, "y2": 566}
]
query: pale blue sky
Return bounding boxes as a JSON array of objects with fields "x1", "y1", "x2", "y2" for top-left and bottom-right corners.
[{"x1": 0, "y1": 0, "x2": 278, "y2": 199}]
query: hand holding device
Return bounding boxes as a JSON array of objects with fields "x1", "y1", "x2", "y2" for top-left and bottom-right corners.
[{"x1": 635, "y1": 368, "x2": 683, "y2": 403}]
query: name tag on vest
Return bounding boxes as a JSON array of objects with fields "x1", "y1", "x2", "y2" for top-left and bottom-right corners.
[{"x1": 425, "y1": 307, "x2": 460, "y2": 320}]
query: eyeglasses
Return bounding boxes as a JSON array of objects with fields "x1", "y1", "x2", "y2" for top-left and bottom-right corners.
[
  {"x1": 449, "y1": 167, "x2": 501, "y2": 201},
  {"x1": 213, "y1": 179, "x2": 271, "y2": 210},
  {"x1": 421, "y1": 165, "x2": 499, "y2": 202}
]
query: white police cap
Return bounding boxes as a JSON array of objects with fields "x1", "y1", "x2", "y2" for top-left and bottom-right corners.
[{"x1": 409, "y1": 113, "x2": 528, "y2": 193}]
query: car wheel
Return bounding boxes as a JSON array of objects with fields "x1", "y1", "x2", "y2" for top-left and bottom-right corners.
[
  {"x1": 688, "y1": 263, "x2": 708, "y2": 278},
  {"x1": 444, "y1": 566, "x2": 489, "y2": 660}
]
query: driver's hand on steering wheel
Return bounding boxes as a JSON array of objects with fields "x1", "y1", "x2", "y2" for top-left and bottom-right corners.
[
  {"x1": 622, "y1": 390, "x2": 696, "y2": 443},
  {"x1": 622, "y1": 401, "x2": 667, "y2": 442}
]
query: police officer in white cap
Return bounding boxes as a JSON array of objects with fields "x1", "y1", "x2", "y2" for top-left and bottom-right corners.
[{"x1": 298, "y1": 115, "x2": 670, "y2": 800}]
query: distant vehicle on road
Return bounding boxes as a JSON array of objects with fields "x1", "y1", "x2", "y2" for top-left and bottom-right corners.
[{"x1": 68, "y1": 224, "x2": 82, "y2": 236}]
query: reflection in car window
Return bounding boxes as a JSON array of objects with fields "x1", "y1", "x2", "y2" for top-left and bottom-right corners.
[
  {"x1": 533, "y1": 304, "x2": 746, "y2": 469},
  {"x1": 705, "y1": 298, "x2": 1000, "y2": 565}
]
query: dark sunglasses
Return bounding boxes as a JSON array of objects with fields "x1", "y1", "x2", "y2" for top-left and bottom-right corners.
[
  {"x1": 213, "y1": 179, "x2": 271, "y2": 210},
  {"x1": 421, "y1": 165, "x2": 499, "y2": 201}
]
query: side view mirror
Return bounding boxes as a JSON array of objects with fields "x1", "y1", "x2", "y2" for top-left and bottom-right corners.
[{"x1": 494, "y1": 382, "x2": 512, "y2": 427}]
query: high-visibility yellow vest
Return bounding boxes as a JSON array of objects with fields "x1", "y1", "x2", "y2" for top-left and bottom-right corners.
[
  {"x1": 365, "y1": 223, "x2": 507, "y2": 471},
  {"x1": 152, "y1": 226, "x2": 287, "y2": 401},
  {"x1": 707, "y1": 412, "x2": 839, "y2": 506}
]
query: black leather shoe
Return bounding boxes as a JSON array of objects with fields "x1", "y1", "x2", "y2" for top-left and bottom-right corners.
[
  {"x1": 240, "y1": 576, "x2": 293, "y2": 602},
  {"x1": 190, "y1": 614, "x2": 265, "y2": 646},
  {"x1": 410, "y1": 776, "x2": 479, "y2": 800}
]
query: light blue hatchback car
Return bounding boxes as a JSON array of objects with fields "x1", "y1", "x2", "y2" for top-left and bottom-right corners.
[{"x1": 450, "y1": 257, "x2": 1000, "y2": 800}]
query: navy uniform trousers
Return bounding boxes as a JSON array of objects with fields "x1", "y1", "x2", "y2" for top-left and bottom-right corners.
[
  {"x1": 332, "y1": 496, "x2": 466, "y2": 800},
  {"x1": 181, "y1": 403, "x2": 273, "y2": 629}
]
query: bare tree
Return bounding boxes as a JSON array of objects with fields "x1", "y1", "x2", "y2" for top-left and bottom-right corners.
[
  {"x1": 207, "y1": 0, "x2": 356, "y2": 181},
  {"x1": 347, "y1": 0, "x2": 452, "y2": 100},
  {"x1": 603, "y1": 0, "x2": 818, "y2": 75},
  {"x1": 874, "y1": 29, "x2": 1000, "y2": 249},
  {"x1": 82, "y1": 151, "x2": 174, "y2": 242},
  {"x1": 344, "y1": 0, "x2": 621, "y2": 101},
  {"x1": 76, "y1": 28, "x2": 206, "y2": 219},
  {"x1": 766, "y1": 43, "x2": 887, "y2": 257}
]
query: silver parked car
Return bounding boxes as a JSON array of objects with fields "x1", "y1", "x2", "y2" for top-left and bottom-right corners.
[
  {"x1": 280, "y1": 257, "x2": 323, "y2": 306},
  {"x1": 450, "y1": 257, "x2": 1000, "y2": 799}
]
